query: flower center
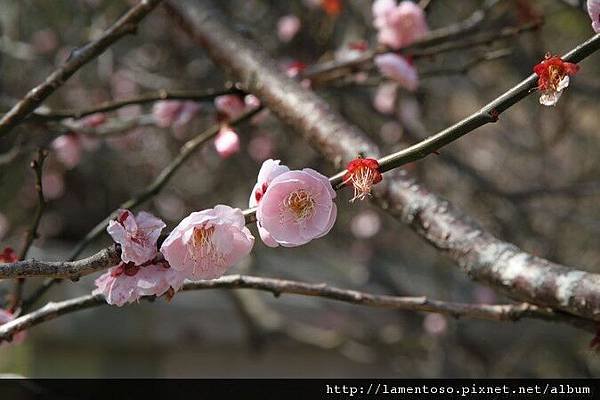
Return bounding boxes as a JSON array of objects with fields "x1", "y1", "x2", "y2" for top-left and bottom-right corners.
[
  {"x1": 189, "y1": 226, "x2": 224, "y2": 268},
  {"x1": 346, "y1": 166, "x2": 377, "y2": 202},
  {"x1": 547, "y1": 65, "x2": 564, "y2": 91},
  {"x1": 284, "y1": 189, "x2": 315, "y2": 221}
]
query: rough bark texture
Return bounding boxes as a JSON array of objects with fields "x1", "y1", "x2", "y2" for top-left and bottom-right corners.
[{"x1": 170, "y1": 0, "x2": 600, "y2": 322}]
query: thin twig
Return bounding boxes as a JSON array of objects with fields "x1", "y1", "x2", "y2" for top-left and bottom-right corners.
[
  {"x1": 0, "y1": 0, "x2": 163, "y2": 138},
  {"x1": 301, "y1": 0, "x2": 503, "y2": 80},
  {"x1": 0, "y1": 274, "x2": 594, "y2": 343},
  {"x1": 28, "y1": 88, "x2": 241, "y2": 121},
  {"x1": 10, "y1": 149, "x2": 48, "y2": 312}
]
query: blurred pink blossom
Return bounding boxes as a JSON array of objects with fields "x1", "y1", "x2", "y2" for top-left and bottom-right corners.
[
  {"x1": 249, "y1": 159, "x2": 291, "y2": 247},
  {"x1": 373, "y1": 0, "x2": 429, "y2": 49},
  {"x1": 373, "y1": 82, "x2": 398, "y2": 114},
  {"x1": 160, "y1": 205, "x2": 254, "y2": 280},
  {"x1": 214, "y1": 95, "x2": 246, "y2": 120},
  {"x1": 107, "y1": 210, "x2": 166, "y2": 265},
  {"x1": 51, "y1": 134, "x2": 82, "y2": 169},
  {"x1": 93, "y1": 261, "x2": 186, "y2": 307},
  {"x1": 42, "y1": 171, "x2": 65, "y2": 200},
  {"x1": 589, "y1": 0, "x2": 600, "y2": 32},
  {"x1": 0, "y1": 309, "x2": 26, "y2": 345},
  {"x1": 256, "y1": 168, "x2": 337, "y2": 247},
  {"x1": 248, "y1": 134, "x2": 275, "y2": 162},
  {"x1": 375, "y1": 54, "x2": 418, "y2": 91},
  {"x1": 423, "y1": 313, "x2": 447, "y2": 336},
  {"x1": 350, "y1": 210, "x2": 382, "y2": 239},
  {"x1": 277, "y1": 15, "x2": 301, "y2": 42},
  {"x1": 152, "y1": 101, "x2": 200, "y2": 128},
  {"x1": 214, "y1": 126, "x2": 240, "y2": 159}
]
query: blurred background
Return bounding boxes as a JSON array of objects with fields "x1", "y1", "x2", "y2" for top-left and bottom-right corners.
[{"x1": 1, "y1": 0, "x2": 600, "y2": 377}]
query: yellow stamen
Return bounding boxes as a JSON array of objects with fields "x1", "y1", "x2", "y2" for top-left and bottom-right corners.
[{"x1": 284, "y1": 189, "x2": 316, "y2": 221}]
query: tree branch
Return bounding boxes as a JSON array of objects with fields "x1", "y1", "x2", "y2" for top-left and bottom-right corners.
[
  {"x1": 0, "y1": 274, "x2": 593, "y2": 343},
  {"x1": 29, "y1": 87, "x2": 241, "y2": 121},
  {"x1": 0, "y1": 245, "x2": 120, "y2": 281},
  {"x1": 168, "y1": 0, "x2": 600, "y2": 322},
  {"x1": 0, "y1": 0, "x2": 163, "y2": 138}
]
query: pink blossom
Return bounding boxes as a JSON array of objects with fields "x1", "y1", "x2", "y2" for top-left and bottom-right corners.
[
  {"x1": 256, "y1": 168, "x2": 337, "y2": 247},
  {"x1": 0, "y1": 309, "x2": 26, "y2": 345},
  {"x1": 373, "y1": 82, "x2": 398, "y2": 114},
  {"x1": 152, "y1": 101, "x2": 200, "y2": 128},
  {"x1": 249, "y1": 159, "x2": 291, "y2": 247},
  {"x1": 277, "y1": 15, "x2": 301, "y2": 42},
  {"x1": 589, "y1": 0, "x2": 600, "y2": 33},
  {"x1": 51, "y1": 134, "x2": 82, "y2": 169},
  {"x1": 214, "y1": 126, "x2": 240, "y2": 158},
  {"x1": 160, "y1": 205, "x2": 254, "y2": 280},
  {"x1": 373, "y1": 0, "x2": 429, "y2": 49},
  {"x1": 107, "y1": 210, "x2": 166, "y2": 265},
  {"x1": 375, "y1": 54, "x2": 418, "y2": 91},
  {"x1": 93, "y1": 261, "x2": 186, "y2": 306},
  {"x1": 214, "y1": 95, "x2": 246, "y2": 120}
]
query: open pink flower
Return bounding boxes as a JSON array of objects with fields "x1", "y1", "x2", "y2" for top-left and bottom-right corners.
[
  {"x1": 256, "y1": 168, "x2": 337, "y2": 247},
  {"x1": 152, "y1": 101, "x2": 200, "y2": 128},
  {"x1": 589, "y1": 0, "x2": 600, "y2": 33},
  {"x1": 375, "y1": 54, "x2": 418, "y2": 91},
  {"x1": 160, "y1": 205, "x2": 254, "y2": 280},
  {"x1": 373, "y1": 0, "x2": 429, "y2": 49},
  {"x1": 93, "y1": 260, "x2": 186, "y2": 307},
  {"x1": 107, "y1": 210, "x2": 166, "y2": 265},
  {"x1": 249, "y1": 159, "x2": 291, "y2": 246},
  {"x1": 214, "y1": 126, "x2": 240, "y2": 158},
  {"x1": 0, "y1": 309, "x2": 26, "y2": 345}
]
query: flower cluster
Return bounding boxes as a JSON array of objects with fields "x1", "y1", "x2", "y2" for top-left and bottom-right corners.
[
  {"x1": 533, "y1": 54, "x2": 579, "y2": 106},
  {"x1": 373, "y1": 0, "x2": 428, "y2": 50},
  {"x1": 94, "y1": 210, "x2": 186, "y2": 306},
  {"x1": 94, "y1": 154, "x2": 383, "y2": 306},
  {"x1": 371, "y1": 0, "x2": 428, "y2": 110}
]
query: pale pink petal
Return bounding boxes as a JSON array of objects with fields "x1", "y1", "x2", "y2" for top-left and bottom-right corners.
[{"x1": 588, "y1": 0, "x2": 600, "y2": 33}]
